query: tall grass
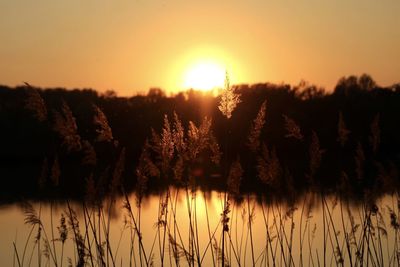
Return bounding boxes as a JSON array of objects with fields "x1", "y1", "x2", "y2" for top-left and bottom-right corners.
[
  {"x1": 13, "y1": 191, "x2": 400, "y2": 266},
  {"x1": 11, "y1": 83, "x2": 400, "y2": 266}
]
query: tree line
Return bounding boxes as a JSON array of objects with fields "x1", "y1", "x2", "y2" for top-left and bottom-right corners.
[{"x1": 0, "y1": 74, "x2": 399, "y2": 201}]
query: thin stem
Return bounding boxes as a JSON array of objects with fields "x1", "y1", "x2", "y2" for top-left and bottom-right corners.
[{"x1": 247, "y1": 194, "x2": 255, "y2": 266}]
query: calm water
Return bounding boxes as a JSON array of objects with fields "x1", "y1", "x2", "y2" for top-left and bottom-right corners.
[{"x1": 1, "y1": 189, "x2": 399, "y2": 266}]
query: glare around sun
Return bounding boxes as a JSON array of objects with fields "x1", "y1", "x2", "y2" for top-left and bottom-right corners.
[{"x1": 183, "y1": 61, "x2": 226, "y2": 91}]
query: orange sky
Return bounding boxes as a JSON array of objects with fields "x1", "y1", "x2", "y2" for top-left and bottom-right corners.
[{"x1": 0, "y1": 0, "x2": 399, "y2": 96}]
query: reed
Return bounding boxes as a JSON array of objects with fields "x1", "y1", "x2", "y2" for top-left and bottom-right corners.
[{"x1": 12, "y1": 81, "x2": 400, "y2": 267}]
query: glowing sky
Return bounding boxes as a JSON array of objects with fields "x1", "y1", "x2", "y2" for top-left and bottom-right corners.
[{"x1": 0, "y1": 0, "x2": 399, "y2": 95}]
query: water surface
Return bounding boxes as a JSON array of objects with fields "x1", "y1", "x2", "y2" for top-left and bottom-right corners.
[{"x1": 1, "y1": 189, "x2": 399, "y2": 266}]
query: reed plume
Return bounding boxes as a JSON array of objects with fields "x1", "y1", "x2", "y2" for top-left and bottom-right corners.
[
  {"x1": 247, "y1": 100, "x2": 267, "y2": 152},
  {"x1": 187, "y1": 117, "x2": 213, "y2": 161},
  {"x1": 136, "y1": 140, "x2": 159, "y2": 196},
  {"x1": 257, "y1": 143, "x2": 282, "y2": 187},
  {"x1": 283, "y1": 114, "x2": 303, "y2": 140},
  {"x1": 56, "y1": 213, "x2": 68, "y2": 267},
  {"x1": 208, "y1": 133, "x2": 221, "y2": 165},
  {"x1": 172, "y1": 111, "x2": 186, "y2": 156},
  {"x1": 218, "y1": 71, "x2": 241, "y2": 119},
  {"x1": 57, "y1": 213, "x2": 68, "y2": 244},
  {"x1": 148, "y1": 113, "x2": 220, "y2": 184},
  {"x1": 213, "y1": 237, "x2": 229, "y2": 267},
  {"x1": 24, "y1": 86, "x2": 47, "y2": 122},
  {"x1": 53, "y1": 101, "x2": 82, "y2": 152},
  {"x1": 169, "y1": 234, "x2": 192, "y2": 264},
  {"x1": 81, "y1": 140, "x2": 97, "y2": 166},
  {"x1": 22, "y1": 202, "x2": 41, "y2": 226},
  {"x1": 66, "y1": 205, "x2": 86, "y2": 266},
  {"x1": 221, "y1": 200, "x2": 231, "y2": 232},
  {"x1": 158, "y1": 115, "x2": 174, "y2": 174},
  {"x1": 93, "y1": 104, "x2": 114, "y2": 143}
]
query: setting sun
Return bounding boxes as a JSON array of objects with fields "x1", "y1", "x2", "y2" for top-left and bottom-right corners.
[{"x1": 183, "y1": 61, "x2": 226, "y2": 91}]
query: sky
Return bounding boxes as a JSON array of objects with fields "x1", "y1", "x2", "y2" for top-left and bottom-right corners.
[{"x1": 0, "y1": 0, "x2": 399, "y2": 96}]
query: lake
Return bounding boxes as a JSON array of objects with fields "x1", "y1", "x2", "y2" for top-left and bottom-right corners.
[{"x1": 1, "y1": 188, "x2": 399, "y2": 266}]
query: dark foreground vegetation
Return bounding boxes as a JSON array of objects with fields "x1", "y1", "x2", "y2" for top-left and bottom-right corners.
[
  {"x1": 3, "y1": 74, "x2": 400, "y2": 267},
  {"x1": 1, "y1": 74, "x2": 400, "y2": 201}
]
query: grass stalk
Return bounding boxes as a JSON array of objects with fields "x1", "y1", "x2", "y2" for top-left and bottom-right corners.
[{"x1": 247, "y1": 194, "x2": 256, "y2": 266}]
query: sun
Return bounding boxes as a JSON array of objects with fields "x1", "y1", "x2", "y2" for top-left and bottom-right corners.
[{"x1": 183, "y1": 61, "x2": 226, "y2": 91}]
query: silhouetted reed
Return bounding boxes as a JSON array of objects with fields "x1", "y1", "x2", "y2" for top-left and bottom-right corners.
[
  {"x1": 9, "y1": 74, "x2": 400, "y2": 266},
  {"x1": 24, "y1": 86, "x2": 48, "y2": 122}
]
